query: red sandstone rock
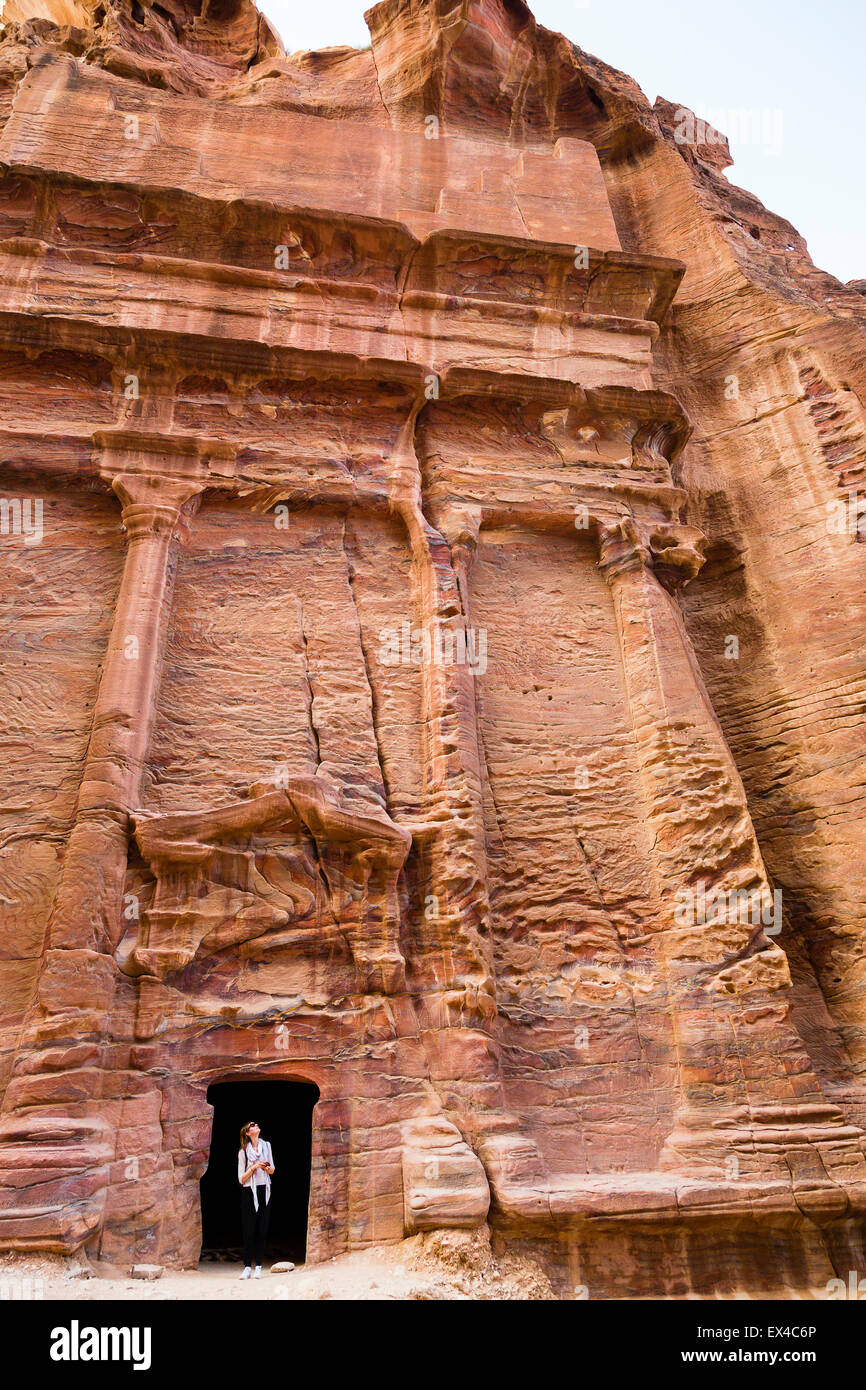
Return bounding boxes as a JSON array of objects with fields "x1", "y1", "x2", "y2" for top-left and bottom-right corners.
[{"x1": 0, "y1": 0, "x2": 864, "y2": 1299}]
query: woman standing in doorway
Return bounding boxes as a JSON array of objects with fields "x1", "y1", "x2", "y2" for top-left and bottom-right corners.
[{"x1": 238, "y1": 1120, "x2": 275, "y2": 1279}]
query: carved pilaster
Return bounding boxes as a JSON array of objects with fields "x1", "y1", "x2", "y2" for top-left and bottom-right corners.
[
  {"x1": 597, "y1": 515, "x2": 866, "y2": 1183},
  {"x1": 0, "y1": 466, "x2": 203, "y2": 1254},
  {"x1": 390, "y1": 459, "x2": 495, "y2": 1023},
  {"x1": 47, "y1": 472, "x2": 203, "y2": 955}
]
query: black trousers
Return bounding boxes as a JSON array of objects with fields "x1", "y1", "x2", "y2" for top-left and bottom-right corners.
[{"x1": 240, "y1": 1186, "x2": 271, "y2": 1267}]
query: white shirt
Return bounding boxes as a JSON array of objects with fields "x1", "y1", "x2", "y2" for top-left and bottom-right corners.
[{"x1": 238, "y1": 1139, "x2": 275, "y2": 1210}]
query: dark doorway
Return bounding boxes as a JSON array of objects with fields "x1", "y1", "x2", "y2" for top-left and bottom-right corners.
[{"x1": 199, "y1": 1078, "x2": 319, "y2": 1266}]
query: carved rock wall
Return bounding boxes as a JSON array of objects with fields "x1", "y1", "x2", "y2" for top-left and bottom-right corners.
[{"x1": 0, "y1": 0, "x2": 865, "y2": 1297}]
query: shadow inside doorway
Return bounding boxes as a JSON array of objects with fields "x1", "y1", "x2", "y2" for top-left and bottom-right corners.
[{"x1": 199, "y1": 1078, "x2": 319, "y2": 1266}]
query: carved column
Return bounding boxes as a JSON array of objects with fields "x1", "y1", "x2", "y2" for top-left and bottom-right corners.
[
  {"x1": 0, "y1": 470, "x2": 202, "y2": 1251},
  {"x1": 385, "y1": 410, "x2": 550, "y2": 1222},
  {"x1": 598, "y1": 516, "x2": 866, "y2": 1192},
  {"x1": 388, "y1": 419, "x2": 497, "y2": 1025},
  {"x1": 48, "y1": 473, "x2": 203, "y2": 959}
]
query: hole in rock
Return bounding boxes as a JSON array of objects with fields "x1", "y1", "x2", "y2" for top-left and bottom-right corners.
[{"x1": 200, "y1": 1078, "x2": 319, "y2": 1267}]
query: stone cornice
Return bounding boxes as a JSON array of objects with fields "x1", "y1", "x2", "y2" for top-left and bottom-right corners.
[
  {"x1": 0, "y1": 309, "x2": 431, "y2": 391},
  {"x1": 134, "y1": 781, "x2": 411, "y2": 869},
  {"x1": 425, "y1": 481, "x2": 690, "y2": 542},
  {"x1": 401, "y1": 291, "x2": 660, "y2": 339},
  {"x1": 435, "y1": 369, "x2": 692, "y2": 462},
  {"x1": 0, "y1": 241, "x2": 660, "y2": 388},
  {"x1": 94, "y1": 428, "x2": 237, "y2": 483},
  {"x1": 0, "y1": 217, "x2": 684, "y2": 325},
  {"x1": 407, "y1": 232, "x2": 684, "y2": 324},
  {"x1": 0, "y1": 374, "x2": 691, "y2": 501}
]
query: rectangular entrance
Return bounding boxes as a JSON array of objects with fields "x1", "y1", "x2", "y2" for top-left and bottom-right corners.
[{"x1": 199, "y1": 1078, "x2": 319, "y2": 1266}]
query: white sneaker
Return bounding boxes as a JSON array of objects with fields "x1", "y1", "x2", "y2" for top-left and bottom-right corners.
[
  {"x1": 254, "y1": 1266, "x2": 262, "y2": 1279},
  {"x1": 240, "y1": 1267, "x2": 251, "y2": 1280}
]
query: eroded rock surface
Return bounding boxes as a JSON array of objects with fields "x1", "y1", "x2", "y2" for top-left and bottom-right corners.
[{"x1": 0, "y1": 0, "x2": 864, "y2": 1298}]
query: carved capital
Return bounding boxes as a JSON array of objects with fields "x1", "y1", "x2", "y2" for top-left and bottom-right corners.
[
  {"x1": 433, "y1": 504, "x2": 482, "y2": 583},
  {"x1": 435, "y1": 503, "x2": 481, "y2": 550},
  {"x1": 112, "y1": 473, "x2": 203, "y2": 541},
  {"x1": 597, "y1": 517, "x2": 707, "y2": 591},
  {"x1": 646, "y1": 523, "x2": 708, "y2": 591},
  {"x1": 597, "y1": 517, "x2": 650, "y2": 582}
]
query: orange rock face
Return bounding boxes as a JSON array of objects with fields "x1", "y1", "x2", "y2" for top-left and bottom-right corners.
[{"x1": 0, "y1": 0, "x2": 865, "y2": 1297}]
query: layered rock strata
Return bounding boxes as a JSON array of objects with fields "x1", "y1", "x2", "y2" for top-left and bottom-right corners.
[{"x1": 0, "y1": 0, "x2": 864, "y2": 1296}]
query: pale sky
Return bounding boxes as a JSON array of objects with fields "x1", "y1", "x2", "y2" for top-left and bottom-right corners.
[{"x1": 259, "y1": 0, "x2": 864, "y2": 287}]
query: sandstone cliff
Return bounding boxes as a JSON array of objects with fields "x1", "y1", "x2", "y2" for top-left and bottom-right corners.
[{"x1": 0, "y1": 0, "x2": 864, "y2": 1297}]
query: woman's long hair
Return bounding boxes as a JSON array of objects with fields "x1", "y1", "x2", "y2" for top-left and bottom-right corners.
[{"x1": 239, "y1": 1121, "x2": 256, "y2": 1154}]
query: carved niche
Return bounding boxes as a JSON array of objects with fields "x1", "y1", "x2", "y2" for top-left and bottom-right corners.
[{"x1": 120, "y1": 776, "x2": 412, "y2": 993}]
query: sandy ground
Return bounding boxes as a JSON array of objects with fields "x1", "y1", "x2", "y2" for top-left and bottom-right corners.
[
  {"x1": 0, "y1": 1231, "x2": 836, "y2": 1301},
  {"x1": 0, "y1": 1227, "x2": 557, "y2": 1301}
]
